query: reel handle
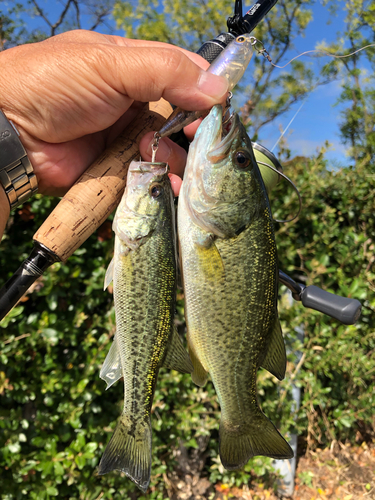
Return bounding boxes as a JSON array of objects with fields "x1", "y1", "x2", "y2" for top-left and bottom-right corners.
[
  {"x1": 301, "y1": 285, "x2": 362, "y2": 325},
  {"x1": 33, "y1": 99, "x2": 173, "y2": 262},
  {"x1": 279, "y1": 270, "x2": 362, "y2": 325}
]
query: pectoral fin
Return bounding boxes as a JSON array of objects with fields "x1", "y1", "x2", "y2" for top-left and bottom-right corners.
[
  {"x1": 195, "y1": 241, "x2": 225, "y2": 284},
  {"x1": 100, "y1": 335, "x2": 122, "y2": 389},
  {"x1": 163, "y1": 327, "x2": 193, "y2": 374},
  {"x1": 260, "y1": 316, "x2": 286, "y2": 381},
  {"x1": 104, "y1": 258, "x2": 114, "y2": 291}
]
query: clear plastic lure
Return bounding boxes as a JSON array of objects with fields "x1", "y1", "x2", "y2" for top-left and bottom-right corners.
[{"x1": 156, "y1": 34, "x2": 256, "y2": 139}]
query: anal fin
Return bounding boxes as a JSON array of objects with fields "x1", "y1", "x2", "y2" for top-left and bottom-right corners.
[
  {"x1": 100, "y1": 335, "x2": 122, "y2": 389},
  {"x1": 104, "y1": 257, "x2": 114, "y2": 291},
  {"x1": 163, "y1": 327, "x2": 193, "y2": 374},
  {"x1": 260, "y1": 315, "x2": 286, "y2": 381},
  {"x1": 188, "y1": 341, "x2": 208, "y2": 387}
]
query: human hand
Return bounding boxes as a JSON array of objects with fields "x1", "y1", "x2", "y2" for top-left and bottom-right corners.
[{"x1": 0, "y1": 30, "x2": 228, "y2": 197}]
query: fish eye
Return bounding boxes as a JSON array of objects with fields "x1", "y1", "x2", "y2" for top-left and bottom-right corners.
[
  {"x1": 150, "y1": 184, "x2": 163, "y2": 198},
  {"x1": 234, "y1": 150, "x2": 251, "y2": 169},
  {"x1": 237, "y1": 36, "x2": 245, "y2": 43}
]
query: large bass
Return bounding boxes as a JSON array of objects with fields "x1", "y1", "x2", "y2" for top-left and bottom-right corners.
[{"x1": 178, "y1": 105, "x2": 293, "y2": 470}]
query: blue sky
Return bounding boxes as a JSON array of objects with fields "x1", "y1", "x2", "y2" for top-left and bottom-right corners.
[
  {"x1": 4, "y1": 0, "x2": 366, "y2": 167},
  {"x1": 257, "y1": 1, "x2": 351, "y2": 167}
]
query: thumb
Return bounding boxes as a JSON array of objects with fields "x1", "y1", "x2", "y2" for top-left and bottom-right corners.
[{"x1": 99, "y1": 45, "x2": 229, "y2": 110}]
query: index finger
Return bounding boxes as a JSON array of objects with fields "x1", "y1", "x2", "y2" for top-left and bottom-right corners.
[{"x1": 103, "y1": 36, "x2": 211, "y2": 71}]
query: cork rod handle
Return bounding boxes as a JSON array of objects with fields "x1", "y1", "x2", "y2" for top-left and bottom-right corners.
[{"x1": 33, "y1": 99, "x2": 173, "y2": 262}]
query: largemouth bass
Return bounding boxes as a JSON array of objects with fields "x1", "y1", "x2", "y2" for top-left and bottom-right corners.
[
  {"x1": 178, "y1": 105, "x2": 293, "y2": 470},
  {"x1": 98, "y1": 161, "x2": 193, "y2": 491}
]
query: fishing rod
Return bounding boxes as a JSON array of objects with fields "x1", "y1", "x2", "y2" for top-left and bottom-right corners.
[{"x1": 0, "y1": 0, "x2": 280, "y2": 321}]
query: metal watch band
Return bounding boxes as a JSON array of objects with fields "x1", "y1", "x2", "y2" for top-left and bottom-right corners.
[{"x1": 0, "y1": 109, "x2": 38, "y2": 209}]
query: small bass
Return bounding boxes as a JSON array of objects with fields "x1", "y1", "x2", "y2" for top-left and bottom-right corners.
[
  {"x1": 99, "y1": 161, "x2": 192, "y2": 492},
  {"x1": 178, "y1": 105, "x2": 293, "y2": 470}
]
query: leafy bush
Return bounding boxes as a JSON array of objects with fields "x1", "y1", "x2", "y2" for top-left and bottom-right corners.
[
  {"x1": 273, "y1": 155, "x2": 375, "y2": 446},
  {"x1": 0, "y1": 155, "x2": 374, "y2": 498}
]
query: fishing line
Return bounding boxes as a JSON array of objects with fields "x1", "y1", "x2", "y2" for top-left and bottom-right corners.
[
  {"x1": 257, "y1": 161, "x2": 302, "y2": 223},
  {"x1": 256, "y1": 41, "x2": 375, "y2": 157},
  {"x1": 271, "y1": 100, "x2": 306, "y2": 152},
  {"x1": 253, "y1": 41, "x2": 375, "y2": 69}
]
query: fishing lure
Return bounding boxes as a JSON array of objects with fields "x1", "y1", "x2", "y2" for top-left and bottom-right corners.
[{"x1": 154, "y1": 33, "x2": 257, "y2": 142}]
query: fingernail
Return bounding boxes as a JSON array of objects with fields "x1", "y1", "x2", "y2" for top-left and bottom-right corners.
[
  {"x1": 147, "y1": 137, "x2": 172, "y2": 161},
  {"x1": 197, "y1": 72, "x2": 228, "y2": 99}
]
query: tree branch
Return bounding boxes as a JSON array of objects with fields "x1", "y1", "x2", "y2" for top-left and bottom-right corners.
[{"x1": 31, "y1": 0, "x2": 73, "y2": 36}]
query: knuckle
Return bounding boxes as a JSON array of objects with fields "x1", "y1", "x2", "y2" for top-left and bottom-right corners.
[{"x1": 159, "y1": 48, "x2": 186, "y2": 72}]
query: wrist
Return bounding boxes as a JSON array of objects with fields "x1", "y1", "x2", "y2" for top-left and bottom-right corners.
[
  {"x1": 0, "y1": 109, "x2": 38, "y2": 210},
  {"x1": 0, "y1": 184, "x2": 10, "y2": 240}
]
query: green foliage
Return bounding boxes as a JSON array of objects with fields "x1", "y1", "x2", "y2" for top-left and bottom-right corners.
[
  {"x1": 0, "y1": 3, "x2": 31, "y2": 49},
  {"x1": 113, "y1": 0, "x2": 231, "y2": 50},
  {"x1": 1, "y1": 0, "x2": 375, "y2": 497},
  {"x1": 271, "y1": 153, "x2": 375, "y2": 446}
]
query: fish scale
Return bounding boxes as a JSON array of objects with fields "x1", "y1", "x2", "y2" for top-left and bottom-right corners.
[{"x1": 178, "y1": 105, "x2": 293, "y2": 470}]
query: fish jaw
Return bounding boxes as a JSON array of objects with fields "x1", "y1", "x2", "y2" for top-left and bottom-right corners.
[
  {"x1": 186, "y1": 104, "x2": 224, "y2": 172},
  {"x1": 184, "y1": 104, "x2": 266, "y2": 238}
]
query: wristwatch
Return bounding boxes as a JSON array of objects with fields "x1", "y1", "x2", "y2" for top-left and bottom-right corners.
[{"x1": 0, "y1": 109, "x2": 38, "y2": 209}]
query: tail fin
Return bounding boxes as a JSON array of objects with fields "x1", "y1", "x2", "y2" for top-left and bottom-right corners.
[
  {"x1": 219, "y1": 413, "x2": 293, "y2": 470},
  {"x1": 98, "y1": 415, "x2": 152, "y2": 493}
]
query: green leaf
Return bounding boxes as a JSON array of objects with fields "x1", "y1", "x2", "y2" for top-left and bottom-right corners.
[
  {"x1": 75, "y1": 455, "x2": 86, "y2": 470},
  {"x1": 54, "y1": 462, "x2": 64, "y2": 476},
  {"x1": 46, "y1": 486, "x2": 58, "y2": 496}
]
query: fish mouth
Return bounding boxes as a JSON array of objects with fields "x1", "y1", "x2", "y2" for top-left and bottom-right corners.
[
  {"x1": 126, "y1": 161, "x2": 169, "y2": 194},
  {"x1": 129, "y1": 161, "x2": 169, "y2": 176},
  {"x1": 206, "y1": 105, "x2": 239, "y2": 163}
]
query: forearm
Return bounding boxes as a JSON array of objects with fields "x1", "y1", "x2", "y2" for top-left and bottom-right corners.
[{"x1": 0, "y1": 186, "x2": 10, "y2": 242}]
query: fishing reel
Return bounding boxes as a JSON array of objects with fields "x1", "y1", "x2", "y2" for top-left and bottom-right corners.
[{"x1": 197, "y1": 0, "x2": 279, "y2": 62}]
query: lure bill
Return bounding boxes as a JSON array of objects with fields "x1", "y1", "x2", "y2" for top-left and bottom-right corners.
[
  {"x1": 157, "y1": 34, "x2": 255, "y2": 138},
  {"x1": 178, "y1": 105, "x2": 293, "y2": 470},
  {"x1": 98, "y1": 161, "x2": 192, "y2": 492}
]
